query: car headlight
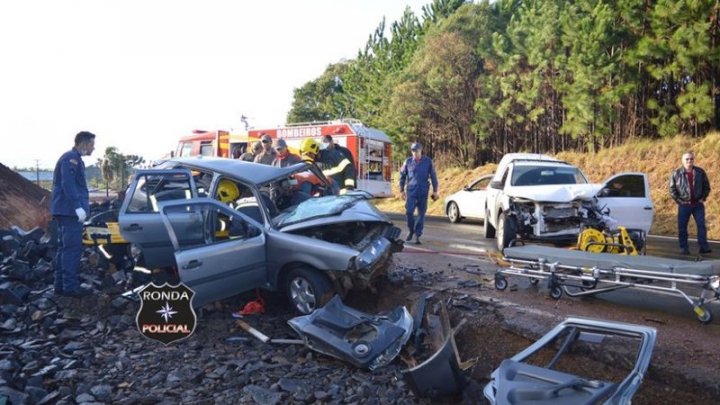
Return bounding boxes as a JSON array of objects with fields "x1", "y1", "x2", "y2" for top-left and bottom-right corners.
[{"x1": 711, "y1": 277, "x2": 720, "y2": 290}]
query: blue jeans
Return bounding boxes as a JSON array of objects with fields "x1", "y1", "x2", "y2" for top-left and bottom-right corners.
[
  {"x1": 405, "y1": 194, "x2": 428, "y2": 237},
  {"x1": 678, "y1": 203, "x2": 709, "y2": 251},
  {"x1": 54, "y1": 216, "x2": 83, "y2": 292}
]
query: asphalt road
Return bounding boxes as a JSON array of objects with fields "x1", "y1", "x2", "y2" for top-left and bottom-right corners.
[{"x1": 386, "y1": 212, "x2": 720, "y2": 321}]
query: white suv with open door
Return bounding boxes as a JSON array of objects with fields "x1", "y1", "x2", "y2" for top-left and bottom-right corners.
[{"x1": 483, "y1": 154, "x2": 654, "y2": 251}]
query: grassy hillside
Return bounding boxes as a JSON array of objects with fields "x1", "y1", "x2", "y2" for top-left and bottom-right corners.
[{"x1": 374, "y1": 132, "x2": 720, "y2": 240}]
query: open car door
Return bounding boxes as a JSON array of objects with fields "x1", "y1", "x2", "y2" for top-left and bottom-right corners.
[
  {"x1": 596, "y1": 173, "x2": 654, "y2": 233},
  {"x1": 119, "y1": 169, "x2": 197, "y2": 268},
  {"x1": 159, "y1": 199, "x2": 267, "y2": 309}
]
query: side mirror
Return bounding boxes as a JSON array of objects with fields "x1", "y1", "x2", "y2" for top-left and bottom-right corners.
[
  {"x1": 463, "y1": 185, "x2": 470, "y2": 191},
  {"x1": 598, "y1": 187, "x2": 611, "y2": 197},
  {"x1": 489, "y1": 180, "x2": 503, "y2": 190}
]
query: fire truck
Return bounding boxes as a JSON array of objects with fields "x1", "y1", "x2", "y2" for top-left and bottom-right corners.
[
  {"x1": 175, "y1": 130, "x2": 255, "y2": 159},
  {"x1": 248, "y1": 120, "x2": 394, "y2": 197},
  {"x1": 175, "y1": 120, "x2": 394, "y2": 197}
]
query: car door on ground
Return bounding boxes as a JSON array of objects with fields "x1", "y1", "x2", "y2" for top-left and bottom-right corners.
[
  {"x1": 119, "y1": 169, "x2": 198, "y2": 268},
  {"x1": 596, "y1": 173, "x2": 654, "y2": 233},
  {"x1": 160, "y1": 199, "x2": 267, "y2": 308},
  {"x1": 458, "y1": 175, "x2": 492, "y2": 219}
]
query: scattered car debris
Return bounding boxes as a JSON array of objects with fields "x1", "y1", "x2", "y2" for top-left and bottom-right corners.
[
  {"x1": 287, "y1": 295, "x2": 413, "y2": 370},
  {"x1": 483, "y1": 317, "x2": 657, "y2": 404},
  {"x1": 401, "y1": 298, "x2": 474, "y2": 400},
  {"x1": 235, "y1": 319, "x2": 271, "y2": 343}
]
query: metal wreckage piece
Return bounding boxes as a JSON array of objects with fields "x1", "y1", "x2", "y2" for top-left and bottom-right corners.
[
  {"x1": 287, "y1": 295, "x2": 413, "y2": 370},
  {"x1": 401, "y1": 294, "x2": 473, "y2": 399},
  {"x1": 483, "y1": 317, "x2": 657, "y2": 405},
  {"x1": 288, "y1": 293, "x2": 473, "y2": 400}
]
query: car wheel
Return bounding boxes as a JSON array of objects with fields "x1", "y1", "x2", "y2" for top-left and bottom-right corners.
[
  {"x1": 447, "y1": 202, "x2": 462, "y2": 223},
  {"x1": 496, "y1": 212, "x2": 517, "y2": 251},
  {"x1": 483, "y1": 209, "x2": 496, "y2": 239},
  {"x1": 286, "y1": 267, "x2": 333, "y2": 315}
]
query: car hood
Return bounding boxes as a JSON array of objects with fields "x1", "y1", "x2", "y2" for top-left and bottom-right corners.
[
  {"x1": 507, "y1": 184, "x2": 602, "y2": 202},
  {"x1": 277, "y1": 196, "x2": 390, "y2": 231}
]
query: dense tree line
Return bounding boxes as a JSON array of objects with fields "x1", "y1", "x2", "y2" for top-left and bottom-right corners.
[{"x1": 287, "y1": 0, "x2": 720, "y2": 167}]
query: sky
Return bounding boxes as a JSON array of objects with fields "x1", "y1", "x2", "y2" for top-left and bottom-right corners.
[{"x1": 0, "y1": 0, "x2": 429, "y2": 169}]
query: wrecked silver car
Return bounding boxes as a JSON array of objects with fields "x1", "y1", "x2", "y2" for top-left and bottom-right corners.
[
  {"x1": 288, "y1": 295, "x2": 413, "y2": 370},
  {"x1": 483, "y1": 317, "x2": 657, "y2": 404},
  {"x1": 118, "y1": 158, "x2": 403, "y2": 313}
]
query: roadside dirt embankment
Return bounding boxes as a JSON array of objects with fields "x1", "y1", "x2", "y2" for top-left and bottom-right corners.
[
  {"x1": 375, "y1": 132, "x2": 720, "y2": 240},
  {"x1": 0, "y1": 162, "x2": 51, "y2": 230}
]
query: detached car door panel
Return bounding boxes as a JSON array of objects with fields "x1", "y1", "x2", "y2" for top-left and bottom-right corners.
[
  {"x1": 596, "y1": 173, "x2": 654, "y2": 233},
  {"x1": 119, "y1": 169, "x2": 198, "y2": 268},
  {"x1": 160, "y1": 199, "x2": 267, "y2": 309}
]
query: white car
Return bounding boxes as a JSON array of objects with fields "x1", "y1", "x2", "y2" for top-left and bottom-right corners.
[
  {"x1": 484, "y1": 153, "x2": 654, "y2": 251},
  {"x1": 444, "y1": 174, "x2": 493, "y2": 223}
]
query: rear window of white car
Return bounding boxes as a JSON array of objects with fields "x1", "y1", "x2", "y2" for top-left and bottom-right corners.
[{"x1": 511, "y1": 165, "x2": 588, "y2": 186}]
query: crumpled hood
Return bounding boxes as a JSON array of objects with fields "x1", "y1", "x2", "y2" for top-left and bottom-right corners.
[
  {"x1": 507, "y1": 184, "x2": 603, "y2": 202},
  {"x1": 278, "y1": 199, "x2": 390, "y2": 232}
]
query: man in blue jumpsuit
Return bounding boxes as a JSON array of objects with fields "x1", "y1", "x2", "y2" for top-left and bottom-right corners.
[
  {"x1": 399, "y1": 142, "x2": 439, "y2": 245},
  {"x1": 51, "y1": 131, "x2": 96, "y2": 297}
]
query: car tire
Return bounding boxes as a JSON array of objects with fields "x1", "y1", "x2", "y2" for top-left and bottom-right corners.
[
  {"x1": 286, "y1": 267, "x2": 333, "y2": 315},
  {"x1": 496, "y1": 212, "x2": 517, "y2": 251},
  {"x1": 483, "y1": 209, "x2": 496, "y2": 239},
  {"x1": 447, "y1": 202, "x2": 462, "y2": 223}
]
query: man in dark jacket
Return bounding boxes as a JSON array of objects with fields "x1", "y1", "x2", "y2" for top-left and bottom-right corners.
[
  {"x1": 51, "y1": 131, "x2": 96, "y2": 297},
  {"x1": 669, "y1": 151, "x2": 711, "y2": 255}
]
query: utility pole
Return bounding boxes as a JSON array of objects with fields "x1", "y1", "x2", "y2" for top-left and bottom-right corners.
[{"x1": 34, "y1": 159, "x2": 41, "y2": 186}]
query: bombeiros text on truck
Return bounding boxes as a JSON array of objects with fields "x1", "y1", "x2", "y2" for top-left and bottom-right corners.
[{"x1": 175, "y1": 119, "x2": 393, "y2": 197}]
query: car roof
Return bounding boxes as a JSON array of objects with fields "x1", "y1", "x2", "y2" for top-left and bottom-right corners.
[
  {"x1": 513, "y1": 160, "x2": 574, "y2": 167},
  {"x1": 167, "y1": 157, "x2": 311, "y2": 184}
]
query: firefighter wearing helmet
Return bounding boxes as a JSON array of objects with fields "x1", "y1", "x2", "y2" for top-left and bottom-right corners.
[
  {"x1": 216, "y1": 179, "x2": 240, "y2": 205},
  {"x1": 300, "y1": 138, "x2": 356, "y2": 194}
]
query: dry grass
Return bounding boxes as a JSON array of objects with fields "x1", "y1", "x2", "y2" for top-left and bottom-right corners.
[{"x1": 374, "y1": 131, "x2": 720, "y2": 239}]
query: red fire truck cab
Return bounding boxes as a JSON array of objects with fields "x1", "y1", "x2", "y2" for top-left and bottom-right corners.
[{"x1": 175, "y1": 130, "x2": 231, "y2": 158}]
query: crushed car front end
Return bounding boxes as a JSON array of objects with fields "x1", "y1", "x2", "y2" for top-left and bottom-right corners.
[
  {"x1": 509, "y1": 197, "x2": 600, "y2": 240},
  {"x1": 270, "y1": 195, "x2": 403, "y2": 294},
  {"x1": 503, "y1": 180, "x2": 609, "y2": 243}
]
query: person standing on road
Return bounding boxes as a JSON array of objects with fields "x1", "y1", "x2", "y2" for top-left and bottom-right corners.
[
  {"x1": 399, "y1": 142, "x2": 439, "y2": 245},
  {"x1": 669, "y1": 151, "x2": 711, "y2": 255},
  {"x1": 51, "y1": 131, "x2": 96, "y2": 297},
  {"x1": 254, "y1": 133, "x2": 278, "y2": 165}
]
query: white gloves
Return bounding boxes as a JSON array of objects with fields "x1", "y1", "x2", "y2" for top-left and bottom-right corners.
[{"x1": 75, "y1": 207, "x2": 87, "y2": 223}]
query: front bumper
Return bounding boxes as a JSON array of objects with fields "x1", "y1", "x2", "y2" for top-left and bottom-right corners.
[{"x1": 331, "y1": 225, "x2": 404, "y2": 292}]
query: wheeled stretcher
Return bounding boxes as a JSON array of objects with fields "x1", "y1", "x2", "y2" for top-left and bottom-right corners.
[{"x1": 495, "y1": 245, "x2": 720, "y2": 324}]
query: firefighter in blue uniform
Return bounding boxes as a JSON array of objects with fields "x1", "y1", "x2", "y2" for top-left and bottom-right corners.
[
  {"x1": 51, "y1": 131, "x2": 96, "y2": 297},
  {"x1": 399, "y1": 142, "x2": 439, "y2": 245}
]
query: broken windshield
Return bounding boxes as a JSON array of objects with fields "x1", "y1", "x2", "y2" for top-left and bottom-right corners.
[{"x1": 275, "y1": 195, "x2": 366, "y2": 228}]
